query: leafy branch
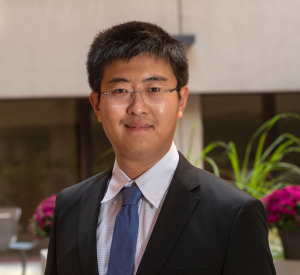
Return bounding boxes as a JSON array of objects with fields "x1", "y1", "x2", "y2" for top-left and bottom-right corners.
[{"x1": 188, "y1": 113, "x2": 300, "y2": 199}]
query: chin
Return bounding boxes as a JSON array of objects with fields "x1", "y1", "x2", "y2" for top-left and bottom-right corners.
[{"x1": 124, "y1": 142, "x2": 152, "y2": 156}]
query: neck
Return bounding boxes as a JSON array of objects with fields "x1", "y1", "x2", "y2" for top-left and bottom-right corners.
[{"x1": 115, "y1": 144, "x2": 172, "y2": 179}]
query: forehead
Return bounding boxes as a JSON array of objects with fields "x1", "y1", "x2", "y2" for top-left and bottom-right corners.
[{"x1": 101, "y1": 55, "x2": 176, "y2": 86}]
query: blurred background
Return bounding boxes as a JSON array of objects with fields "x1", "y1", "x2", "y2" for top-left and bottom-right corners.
[{"x1": 0, "y1": 0, "x2": 300, "y2": 274}]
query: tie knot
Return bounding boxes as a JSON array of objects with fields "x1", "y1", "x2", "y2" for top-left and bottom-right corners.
[{"x1": 122, "y1": 185, "x2": 142, "y2": 206}]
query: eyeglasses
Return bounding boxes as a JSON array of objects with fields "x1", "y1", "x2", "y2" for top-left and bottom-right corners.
[{"x1": 99, "y1": 86, "x2": 180, "y2": 107}]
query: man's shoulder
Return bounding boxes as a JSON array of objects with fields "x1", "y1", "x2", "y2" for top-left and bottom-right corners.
[
  {"x1": 198, "y1": 168, "x2": 251, "y2": 198},
  {"x1": 58, "y1": 168, "x2": 111, "y2": 202},
  {"x1": 174, "y1": 153, "x2": 261, "y2": 212},
  {"x1": 193, "y1": 167, "x2": 261, "y2": 213},
  {"x1": 179, "y1": 164, "x2": 265, "y2": 231},
  {"x1": 175, "y1": 153, "x2": 258, "y2": 209}
]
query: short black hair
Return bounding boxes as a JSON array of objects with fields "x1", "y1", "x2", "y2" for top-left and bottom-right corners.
[{"x1": 86, "y1": 21, "x2": 189, "y2": 96}]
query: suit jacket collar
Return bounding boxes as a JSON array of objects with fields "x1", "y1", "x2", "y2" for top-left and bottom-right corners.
[
  {"x1": 78, "y1": 152, "x2": 200, "y2": 275},
  {"x1": 78, "y1": 167, "x2": 113, "y2": 275},
  {"x1": 136, "y1": 152, "x2": 200, "y2": 275}
]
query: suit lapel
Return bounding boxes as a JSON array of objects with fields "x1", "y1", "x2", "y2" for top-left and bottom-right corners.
[
  {"x1": 137, "y1": 153, "x2": 200, "y2": 275},
  {"x1": 78, "y1": 168, "x2": 112, "y2": 275}
]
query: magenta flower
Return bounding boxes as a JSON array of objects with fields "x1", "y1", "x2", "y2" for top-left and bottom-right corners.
[
  {"x1": 29, "y1": 194, "x2": 57, "y2": 239},
  {"x1": 262, "y1": 185, "x2": 300, "y2": 230}
]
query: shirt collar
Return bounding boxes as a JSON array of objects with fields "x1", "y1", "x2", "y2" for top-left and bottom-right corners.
[{"x1": 101, "y1": 142, "x2": 179, "y2": 208}]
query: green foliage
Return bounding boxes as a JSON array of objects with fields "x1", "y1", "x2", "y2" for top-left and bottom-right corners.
[
  {"x1": 29, "y1": 216, "x2": 52, "y2": 239},
  {"x1": 188, "y1": 113, "x2": 300, "y2": 199},
  {"x1": 268, "y1": 228, "x2": 284, "y2": 259}
]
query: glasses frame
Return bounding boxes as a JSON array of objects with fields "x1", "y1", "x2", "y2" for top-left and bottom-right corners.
[{"x1": 98, "y1": 87, "x2": 181, "y2": 107}]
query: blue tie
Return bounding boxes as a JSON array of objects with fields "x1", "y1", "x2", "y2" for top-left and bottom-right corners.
[{"x1": 107, "y1": 185, "x2": 142, "y2": 275}]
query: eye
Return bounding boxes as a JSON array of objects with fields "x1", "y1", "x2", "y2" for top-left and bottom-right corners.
[
  {"x1": 147, "y1": 87, "x2": 162, "y2": 93},
  {"x1": 111, "y1": 89, "x2": 129, "y2": 95}
]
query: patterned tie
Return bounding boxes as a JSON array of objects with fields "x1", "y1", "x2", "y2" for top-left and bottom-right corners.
[{"x1": 107, "y1": 185, "x2": 142, "y2": 275}]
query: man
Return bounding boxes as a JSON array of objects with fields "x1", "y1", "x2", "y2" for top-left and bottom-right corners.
[{"x1": 45, "y1": 21, "x2": 276, "y2": 275}]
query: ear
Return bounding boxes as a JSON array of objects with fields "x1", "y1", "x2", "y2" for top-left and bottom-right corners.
[
  {"x1": 89, "y1": 92, "x2": 102, "y2": 122},
  {"x1": 177, "y1": 86, "x2": 189, "y2": 119}
]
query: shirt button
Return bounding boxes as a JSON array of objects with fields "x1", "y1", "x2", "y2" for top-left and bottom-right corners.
[{"x1": 114, "y1": 200, "x2": 118, "y2": 205}]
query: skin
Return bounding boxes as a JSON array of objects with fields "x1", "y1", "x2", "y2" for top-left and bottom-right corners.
[{"x1": 90, "y1": 54, "x2": 188, "y2": 179}]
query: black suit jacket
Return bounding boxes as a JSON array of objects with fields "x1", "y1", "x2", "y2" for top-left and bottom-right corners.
[{"x1": 45, "y1": 152, "x2": 276, "y2": 275}]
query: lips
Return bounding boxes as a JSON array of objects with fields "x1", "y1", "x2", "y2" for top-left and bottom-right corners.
[{"x1": 125, "y1": 122, "x2": 153, "y2": 131}]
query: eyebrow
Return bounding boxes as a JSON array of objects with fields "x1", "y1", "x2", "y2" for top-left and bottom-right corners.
[
  {"x1": 142, "y1": 75, "x2": 168, "y2": 83},
  {"x1": 107, "y1": 77, "x2": 131, "y2": 84},
  {"x1": 107, "y1": 75, "x2": 168, "y2": 85}
]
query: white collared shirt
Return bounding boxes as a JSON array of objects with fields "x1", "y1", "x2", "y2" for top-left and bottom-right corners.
[{"x1": 96, "y1": 142, "x2": 179, "y2": 275}]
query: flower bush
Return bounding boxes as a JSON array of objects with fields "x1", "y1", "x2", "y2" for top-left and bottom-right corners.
[
  {"x1": 263, "y1": 186, "x2": 300, "y2": 230},
  {"x1": 29, "y1": 194, "x2": 57, "y2": 239}
]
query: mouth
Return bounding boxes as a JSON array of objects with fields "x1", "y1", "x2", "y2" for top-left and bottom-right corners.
[{"x1": 125, "y1": 123, "x2": 153, "y2": 131}]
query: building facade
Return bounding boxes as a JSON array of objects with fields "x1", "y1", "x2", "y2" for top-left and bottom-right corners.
[{"x1": 1, "y1": 0, "x2": 300, "y2": 230}]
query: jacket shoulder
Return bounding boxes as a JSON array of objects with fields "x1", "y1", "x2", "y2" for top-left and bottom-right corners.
[
  {"x1": 199, "y1": 168, "x2": 252, "y2": 198},
  {"x1": 176, "y1": 152, "x2": 255, "y2": 205},
  {"x1": 58, "y1": 169, "x2": 111, "y2": 202},
  {"x1": 193, "y1": 167, "x2": 261, "y2": 214}
]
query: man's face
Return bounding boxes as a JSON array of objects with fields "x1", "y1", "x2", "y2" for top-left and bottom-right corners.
[{"x1": 90, "y1": 54, "x2": 188, "y2": 162}]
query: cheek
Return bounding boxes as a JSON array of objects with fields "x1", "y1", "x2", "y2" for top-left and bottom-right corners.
[
  {"x1": 100, "y1": 107, "x2": 125, "y2": 135},
  {"x1": 156, "y1": 98, "x2": 179, "y2": 116},
  {"x1": 102, "y1": 115, "x2": 117, "y2": 132},
  {"x1": 166, "y1": 99, "x2": 180, "y2": 116},
  {"x1": 157, "y1": 105, "x2": 165, "y2": 115},
  {"x1": 154, "y1": 104, "x2": 179, "y2": 130}
]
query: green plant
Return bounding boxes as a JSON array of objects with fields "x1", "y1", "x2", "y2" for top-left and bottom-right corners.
[{"x1": 188, "y1": 113, "x2": 300, "y2": 199}]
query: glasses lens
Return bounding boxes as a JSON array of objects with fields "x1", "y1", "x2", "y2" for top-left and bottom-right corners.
[
  {"x1": 143, "y1": 86, "x2": 167, "y2": 105},
  {"x1": 105, "y1": 86, "x2": 171, "y2": 106},
  {"x1": 108, "y1": 88, "x2": 132, "y2": 106}
]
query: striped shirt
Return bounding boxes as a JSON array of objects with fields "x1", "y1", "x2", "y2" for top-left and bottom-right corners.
[{"x1": 96, "y1": 142, "x2": 179, "y2": 275}]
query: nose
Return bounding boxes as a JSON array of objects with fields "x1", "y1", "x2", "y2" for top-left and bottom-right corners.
[{"x1": 127, "y1": 91, "x2": 149, "y2": 116}]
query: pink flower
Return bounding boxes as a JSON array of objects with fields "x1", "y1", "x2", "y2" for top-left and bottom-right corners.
[
  {"x1": 29, "y1": 194, "x2": 57, "y2": 239},
  {"x1": 263, "y1": 185, "x2": 300, "y2": 229},
  {"x1": 267, "y1": 214, "x2": 280, "y2": 223},
  {"x1": 39, "y1": 219, "x2": 45, "y2": 228}
]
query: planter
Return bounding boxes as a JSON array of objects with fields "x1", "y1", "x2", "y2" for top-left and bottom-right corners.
[{"x1": 278, "y1": 229, "x2": 300, "y2": 259}]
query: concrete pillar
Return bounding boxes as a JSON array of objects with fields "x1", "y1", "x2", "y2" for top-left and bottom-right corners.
[{"x1": 174, "y1": 94, "x2": 203, "y2": 168}]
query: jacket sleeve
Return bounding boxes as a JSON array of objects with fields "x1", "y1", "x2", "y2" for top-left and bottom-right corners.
[
  {"x1": 44, "y1": 192, "x2": 61, "y2": 275},
  {"x1": 222, "y1": 197, "x2": 276, "y2": 275}
]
